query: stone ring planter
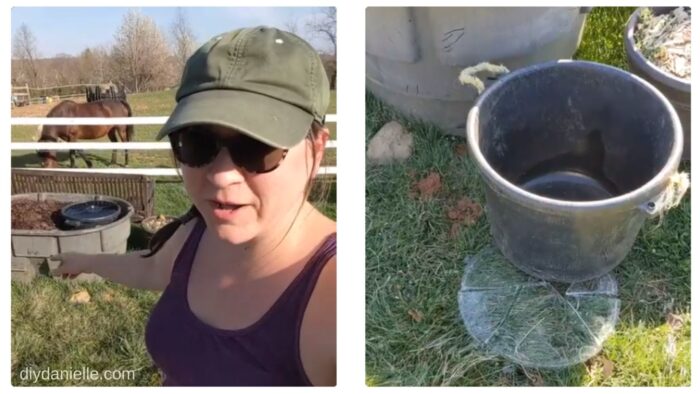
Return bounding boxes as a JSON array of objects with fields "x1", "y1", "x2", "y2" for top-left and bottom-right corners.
[{"x1": 11, "y1": 193, "x2": 134, "y2": 282}]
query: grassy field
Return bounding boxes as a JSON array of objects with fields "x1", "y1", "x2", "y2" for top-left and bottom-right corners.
[
  {"x1": 365, "y1": 7, "x2": 690, "y2": 387},
  {"x1": 11, "y1": 89, "x2": 337, "y2": 386},
  {"x1": 12, "y1": 278, "x2": 163, "y2": 386}
]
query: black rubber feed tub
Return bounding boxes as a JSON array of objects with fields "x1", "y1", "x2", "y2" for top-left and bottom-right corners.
[{"x1": 467, "y1": 60, "x2": 683, "y2": 283}]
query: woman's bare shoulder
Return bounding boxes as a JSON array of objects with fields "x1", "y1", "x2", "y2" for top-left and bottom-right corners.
[
  {"x1": 299, "y1": 254, "x2": 336, "y2": 386},
  {"x1": 151, "y1": 218, "x2": 200, "y2": 289},
  {"x1": 298, "y1": 214, "x2": 336, "y2": 385}
]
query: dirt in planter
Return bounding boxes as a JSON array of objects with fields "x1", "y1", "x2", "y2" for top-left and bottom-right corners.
[{"x1": 12, "y1": 199, "x2": 69, "y2": 230}]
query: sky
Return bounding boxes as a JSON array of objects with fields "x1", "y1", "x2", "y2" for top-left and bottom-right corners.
[{"x1": 11, "y1": 7, "x2": 334, "y2": 58}]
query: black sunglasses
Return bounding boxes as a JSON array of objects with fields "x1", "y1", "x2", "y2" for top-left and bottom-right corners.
[{"x1": 169, "y1": 126, "x2": 288, "y2": 174}]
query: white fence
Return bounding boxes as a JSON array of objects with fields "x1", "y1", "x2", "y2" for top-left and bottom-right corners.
[{"x1": 11, "y1": 115, "x2": 337, "y2": 176}]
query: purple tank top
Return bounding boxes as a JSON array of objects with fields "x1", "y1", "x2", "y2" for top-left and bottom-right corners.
[{"x1": 145, "y1": 218, "x2": 336, "y2": 386}]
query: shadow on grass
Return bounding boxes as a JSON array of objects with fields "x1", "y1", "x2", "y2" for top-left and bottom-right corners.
[
  {"x1": 11, "y1": 151, "x2": 127, "y2": 169},
  {"x1": 12, "y1": 151, "x2": 52, "y2": 168}
]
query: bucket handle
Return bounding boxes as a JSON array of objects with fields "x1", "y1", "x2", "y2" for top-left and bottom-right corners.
[
  {"x1": 638, "y1": 172, "x2": 689, "y2": 219},
  {"x1": 459, "y1": 63, "x2": 510, "y2": 94}
]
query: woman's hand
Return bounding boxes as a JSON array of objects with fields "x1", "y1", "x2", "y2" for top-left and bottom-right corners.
[{"x1": 49, "y1": 253, "x2": 91, "y2": 279}]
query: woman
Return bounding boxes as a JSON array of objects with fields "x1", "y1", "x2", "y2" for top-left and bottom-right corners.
[{"x1": 51, "y1": 26, "x2": 336, "y2": 386}]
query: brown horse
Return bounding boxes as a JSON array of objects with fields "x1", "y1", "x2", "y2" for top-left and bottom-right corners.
[{"x1": 37, "y1": 100, "x2": 134, "y2": 168}]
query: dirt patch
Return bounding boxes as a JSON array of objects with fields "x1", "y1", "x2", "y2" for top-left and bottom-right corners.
[
  {"x1": 411, "y1": 172, "x2": 442, "y2": 200},
  {"x1": 11, "y1": 97, "x2": 86, "y2": 118},
  {"x1": 446, "y1": 197, "x2": 483, "y2": 238},
  {"x1": 447, "y1": 197, "x2": 483, "y2": 225},
  {"x1": 11, "y1": 199, "x2": 69, "y2": 230}
]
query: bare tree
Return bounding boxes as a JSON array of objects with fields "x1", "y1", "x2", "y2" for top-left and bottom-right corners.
[
  {"x1": 77, "y1": 48, "x2": 106, "y2": 84},
  {"x1": 284, "y1": 19, "x2": 300, "y2": 35},
  {"x1": 93, "y1": 45, "x2": 113, "y2": 84},
  {"x1": 305, "y1": 8, "x2": 336, "y2": 55},
  {"x1": 170, "y1": 8, "x2": 197, "y2": 77},
  {"x1": 305, "y1": 8, "x2": 336, "y2": 89},
  {"x1": 12, "y1": 23, "x2": 40, "y2": 87},
  {"x1": 112, "y1": 10, "x2": 173, "y2": 92},
  {"x1": 48, "y1": 54, "x2": 74, "y2": 87}
]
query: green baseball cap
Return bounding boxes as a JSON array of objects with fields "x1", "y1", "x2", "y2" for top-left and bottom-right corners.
[{"x1": 157, "y1": 26, "x2": 330, "y2": 149}]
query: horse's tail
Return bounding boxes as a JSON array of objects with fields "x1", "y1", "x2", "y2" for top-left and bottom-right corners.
[{"x1": 122, "y1": 100, "x2": 135, "y2": 142}]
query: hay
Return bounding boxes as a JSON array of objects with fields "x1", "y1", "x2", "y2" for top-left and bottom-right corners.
[{"x1": 635, "y1": 7, "x2": 691, "y2": 79}]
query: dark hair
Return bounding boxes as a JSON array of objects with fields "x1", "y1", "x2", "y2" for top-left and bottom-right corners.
[{"x1": 142, "y1": 120, "x2": 329, "y2": 258}]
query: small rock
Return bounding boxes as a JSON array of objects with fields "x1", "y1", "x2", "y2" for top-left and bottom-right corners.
[{"x1": 367, "y1": 121, "x2": 414, "y2": 164}]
